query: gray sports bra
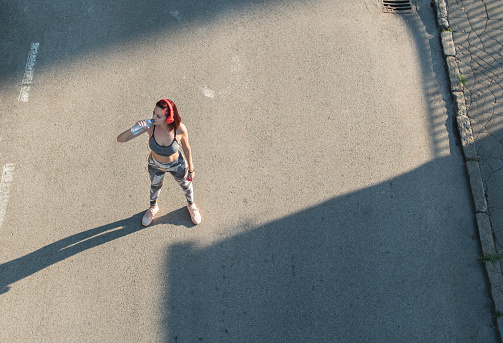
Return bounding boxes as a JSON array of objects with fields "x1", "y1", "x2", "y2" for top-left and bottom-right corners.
[{"x1": 149, "y1": 126, "x2": 180, "y2": 157}]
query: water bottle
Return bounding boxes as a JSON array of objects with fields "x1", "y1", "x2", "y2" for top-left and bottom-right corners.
[{"x1": 131, "y1": 119, "x2": 154, "y2": 135}]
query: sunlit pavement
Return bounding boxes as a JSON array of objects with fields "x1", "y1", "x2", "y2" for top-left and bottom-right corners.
[{"x1": 0, "y1": 0, "x2": 499, "y2": 342}]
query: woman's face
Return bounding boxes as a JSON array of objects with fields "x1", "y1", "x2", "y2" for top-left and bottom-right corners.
[{"x1": 152, "y1": 106, "x2": 167, "y2": 125}]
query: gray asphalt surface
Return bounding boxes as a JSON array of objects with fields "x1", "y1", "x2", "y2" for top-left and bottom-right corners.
[{"x1": 0, "y1": 0, "x2": 498, "y2": 342}]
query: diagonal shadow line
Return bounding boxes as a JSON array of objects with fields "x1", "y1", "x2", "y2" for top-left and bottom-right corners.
[
  {"x1": 162, "y1": 157, "x2": 499, "y2": 342},
  {"x1": 0, "y1": 0, "x2": 304, "y2": 82},
  {"x1": 0, "y1": 207, "x2": 192, "y2": 294}
]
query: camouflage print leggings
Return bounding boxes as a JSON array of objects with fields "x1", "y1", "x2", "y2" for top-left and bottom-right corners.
[{"x1": 148, "y1": 152, "x2": 194, "y2": 206}]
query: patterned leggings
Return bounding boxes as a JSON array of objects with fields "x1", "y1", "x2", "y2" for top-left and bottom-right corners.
[{"x1": 148, "y1": 152, "x2": 194, "y2": 206}]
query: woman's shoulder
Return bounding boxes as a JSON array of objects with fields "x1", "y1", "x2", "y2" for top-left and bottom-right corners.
[{"x1": 176, "y1": 123, "x2": 188, "y2": 134}]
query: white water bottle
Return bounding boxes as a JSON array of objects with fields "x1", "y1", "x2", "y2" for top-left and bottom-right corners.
[{"x1": 131, "y1": 119, "x2": 154, "y2": 135}]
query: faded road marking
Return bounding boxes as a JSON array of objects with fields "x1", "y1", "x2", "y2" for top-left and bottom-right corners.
[
  {"x1": 170, "y1": 10, "x2": 183, "y2": 21},
  {"x1": 202, "y1": 56, "x2": 242, "y2": 98},
  {"x1": 19, "y1": 42, "x2": 40, "y2": 102},
  {"x1": 0, "y1": 164, "x2": 15, "y2": 229},
  {"x1": 202, "y1": 86, "x2": 216, "y2": 98}
]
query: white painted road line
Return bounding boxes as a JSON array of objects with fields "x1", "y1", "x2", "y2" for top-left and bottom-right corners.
[
  {"x1": 202, "y1": 86, "x2": 216, "y2": 98},
  {"x1": 18, "y1": 42, "x2": 40, "y2": 102},
  {"x1": 0, "y1": 164, "x2": 15, "y2": 229},
  {"x1": 170, "y1": 10, "x2": 183, "y2": 21}
]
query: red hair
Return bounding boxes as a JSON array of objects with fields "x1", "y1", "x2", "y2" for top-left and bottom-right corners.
[{"x1": 156, "y1": 99, "x2": 181, "y2": 131}]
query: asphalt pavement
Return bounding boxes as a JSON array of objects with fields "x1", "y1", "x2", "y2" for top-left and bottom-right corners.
[{"x1": 0, "y1": 0, "x2": 499, "y2": 342}]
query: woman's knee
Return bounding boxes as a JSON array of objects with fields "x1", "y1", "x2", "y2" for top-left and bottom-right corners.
[{"x1": 151, "y1": 180, "x2": 163, "y2": 189}]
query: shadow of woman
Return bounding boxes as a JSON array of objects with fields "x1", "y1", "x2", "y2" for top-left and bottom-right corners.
[{"x1": 0, "y1": 208, "x2": 193, "y2": 294}]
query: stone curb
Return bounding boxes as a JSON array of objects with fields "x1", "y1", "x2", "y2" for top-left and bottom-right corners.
[{"x1": 432, "y1": 0, "x2": 503, "y2": 339}]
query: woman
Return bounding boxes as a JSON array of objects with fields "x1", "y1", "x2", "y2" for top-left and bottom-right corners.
[{"x1": 117, "y1": 99, "x2": 201, "y2": 226}]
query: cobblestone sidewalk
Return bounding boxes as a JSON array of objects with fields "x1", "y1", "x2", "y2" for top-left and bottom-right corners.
[
  {"x1": 448, "y1": 0, "x2": 503, "y2": 248},
  {"x1": 437, "y1": 0, "x2": 503, "y2": 338}
]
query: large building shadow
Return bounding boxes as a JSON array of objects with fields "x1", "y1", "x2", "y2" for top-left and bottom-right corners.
[
  {"x1": 163, "y1": 154, "x2": 498, "y2": 342},
  {"x1": 162, "y1": 4, "x2": 500, "y2": 343}
]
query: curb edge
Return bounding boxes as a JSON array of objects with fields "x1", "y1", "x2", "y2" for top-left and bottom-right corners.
[{"x1": 432, "y1": 0, "x2": 503, "y2": 340}]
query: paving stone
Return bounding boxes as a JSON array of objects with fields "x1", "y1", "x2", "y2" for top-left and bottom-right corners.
[
  {"x1": 477, "y1": 213, "x2": 497, "y2": 255},
  {"x1": 452, "y1": 30, "x2": 469, "y2": 41},
  {"x1": 460, "y1": 1, "x2": 484, "y2": 13},
  {"x1": 435, "y1": 0, "x2": 448, "y2": 18},
  {"x1": 475, "y1": 98, "x2": 498, "y2": 114},
  {"x1": 452, "y1": 18, "x2": 472, "y2": 32},
  {"x1": 471, "y1": 6, "x2": 490, "y2": 19},
  {"x1": 469, "y1": 19, "x2": 490, "y2": 32},
  {"x1": 438, "y1": 17, "x2": 450, "y2": 30},
  {"x1": 475, "y1": 130, "x2": 502, "y2": 156},
  {"x1": 470, "y1": 120, "x2": 490, "y2": 138},
  {"x1": 447, "y1": 6, "x2": 467, "y2": 19},
  {"x1": 446, "y1": 56, "x2": 463, "y2": 91},
  {"x1": 487, "y1": 183, "x2": 503, "y2": 248},
  {"x1": 486, "y1": 156, "x2": 503, "y2": 172},
  {"x1": 456, "y1": 114, "x2": 478, "y2": 159},
  {"x1": 486, "y1": 3, "x2": 503, "y2": 20},
  {"x1": 441, "y1": 31, "x2": 456, "y2": 56},
  {"x1": 489, "y1": 207, "x2": 503, "y2": 248},
  {"x1": 466, "y1": 160, "x2": 488, "y2": 213}
]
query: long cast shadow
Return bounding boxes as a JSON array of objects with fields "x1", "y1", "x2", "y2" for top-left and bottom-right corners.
[{"x1": 0, "y1": 207, "x2": 192, "y2": 294}]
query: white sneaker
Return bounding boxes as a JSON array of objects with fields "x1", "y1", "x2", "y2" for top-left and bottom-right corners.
[
  {"x1": 142, "y1": 205, "x2": 159, "y2": 226},
  {"x1": 187, "y1": 204, "x2": 201, "y2": 225}
]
